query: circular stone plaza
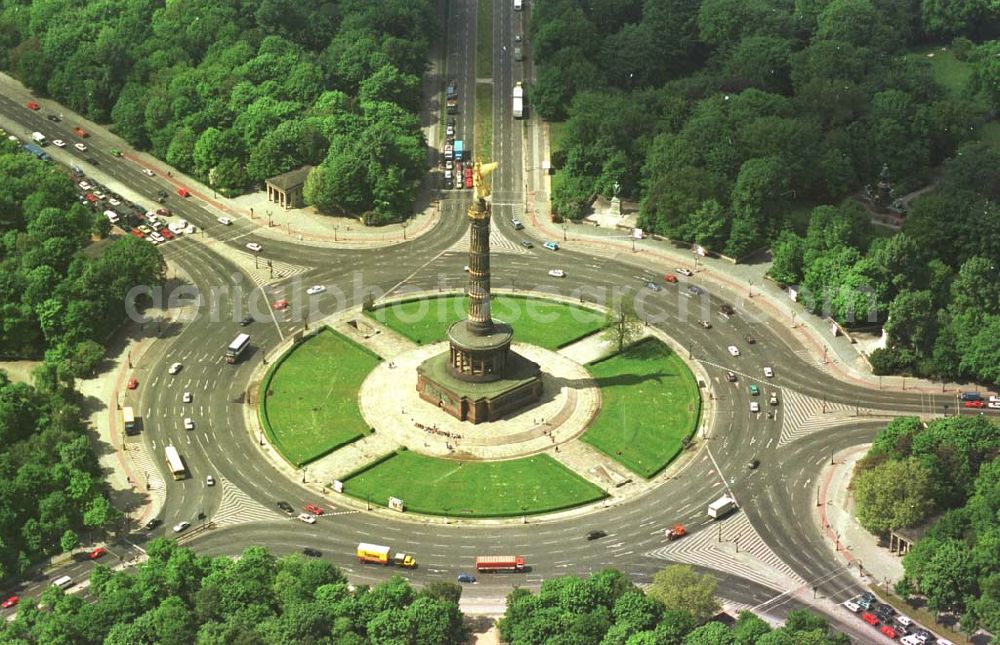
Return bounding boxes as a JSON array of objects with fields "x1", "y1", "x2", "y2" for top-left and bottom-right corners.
[{"x1": 255, "y1": 164, "x2": 706, "y2": 519}]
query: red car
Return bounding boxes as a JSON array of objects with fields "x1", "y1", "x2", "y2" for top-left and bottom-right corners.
[
  {"x1": 88, "y1": 547, "x2": 107, "y2": 560},
  {"x1": 664, "y1": 274, "x2": 678, "y2": 283},
  {"x1": 272, "y1": 299, "x2": 289, "y2": 310},
  {"x1": 1, "y1": 595, "x2": 18, "y2": 609},
  {"x1": 130, "y1": 229, "x2": 145, "y2": 239},
  {"x1": 84, "y1": 193, "x2": 98, "y2": 203},
  {"x1": 177, "y1": 187, "x2": 191, "y2": 198},
  {"x1": 880, "y1": 625, "x2": 897, "y2": 638},
  {"x1": 860, "y1": 612, "x2": 879, "y2": 626},
  {"x1": 965, "y1": 400, "x2": 985, "y2": 408},
  {"x1": 26, "y1": 101, "x2": 39, "y2": 110},
  {"x1": 127, "y1": 377, "x2": 138, "y2": 390},
  {"x1": 304, "y1": 503, "x2": 324, "y2": 515},
  {"x1": 156, "y1": 208, "x2": 171, "y2": 216},
  {"x1": 464, "y1": 172, "x2": 474, "y2": 189},
  {"x1": 159, "y1": 228, "x2": 173, "y2": 240}
]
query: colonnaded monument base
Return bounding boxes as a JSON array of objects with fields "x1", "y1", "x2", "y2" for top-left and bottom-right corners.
[{"x1": 361, "y1": 340, "x2": 600, "y2": 460}]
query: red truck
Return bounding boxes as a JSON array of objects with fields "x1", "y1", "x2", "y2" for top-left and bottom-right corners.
[{"x1": 475, "y1": 556, "x2": 525, "y2": 573}]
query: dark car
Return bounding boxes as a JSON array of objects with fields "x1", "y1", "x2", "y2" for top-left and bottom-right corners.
[
  {"x1": 745, "y1": 334, "x2": 756, "y2": 344},
  {"x1": 520, "y1": 240, "x2": 534, "y2": 248},
  {"x1": 144, "y1": 518, "x2": 162, "y2": 530},
  {"x1": 687, "y1": 285, "x2": 704, "y2": 295},
  {"x1": 586, "y1": 530, "x2": 607, "y2": 540},
  {"x1": 457, "y1": 572, "x2": 476, "y2": 583},
  {"x1": 240, "y1": 316, "x2": 254, "y2": 326},
  {"x1": 302, "y1": 548, "x2": 322, "y2": 558},
  {"x1": 859, "y1": 591, "x2": 876, "y2": 603},
  {"x1": 748, "y1": 458, "x2": 760, "y2": 470},
  {"x1": 644, "y1": 281, "x2": 662, "y2": 292},
  {"x1": 47, "y1": 114, "x2": 61, "y2": 122},
  {"x1": 277, "y1": 501, "x2": 294, "y2": 515}
]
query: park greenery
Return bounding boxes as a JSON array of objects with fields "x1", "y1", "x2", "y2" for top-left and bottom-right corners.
[
  {"x1": 499, "y1": 566, "x2": 849, "y2": 644},
  {"x1": 261, "y1": 329, "x2": 380, "y2": 466},
  {"x1": 583, "y1": 338, "x2": 700, "y2": 478},
  {"x1": 0, "y1": 144, "x2": 166, "y2": 368},
  {"x1": 0, "y1": 368, "x2": 120, "y2": 585},
  {"x1": 852, "y1": 415, "x2": 1000, "y2": 633},
  {"x1": 0, "y1": 542, "x2": 466, "y2": 644},
  {"x1": 0, "y1": 0, "x2": 437, "y2": 224},
  {"x1": 532, "y1": 0, "x2": 998, "y2": 385}
]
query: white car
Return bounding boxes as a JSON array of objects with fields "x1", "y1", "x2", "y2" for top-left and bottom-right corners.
[
  {"x1": 217, "y1": 216, "x2": 232, "y2": 225},
  {"x1": 52, "y1": 139, "x2": 66, "y2": 147},
  {"x1": 306, "y1": 285, "x2": 326, "y2": 295},
  {"x1": 172, "y1": 521, "x2": 190, "y2": 533},
  {"x1": 842, "y1": 600, "x2": 860, "y2": 613},
  {"x1": 149, "y1": 232, "x2": 165, "y2": 243},
  {"x1": 727, "y1": 345, "x2": 740, "y2": 357},
  {"x1": 987, "y1": 401, "x2": 1000, "y2": 409},
  {"x1": 183, "y1": 417, "x2": 194, "y2": 431},
  {"x1": 763, "y1": 366, "x2": 774, "y2": 378},
  {"x1": 108, "y1": 198, "x2": 121, "y2": 207},
  {"x1": 246, "y1": 242, "x2": 262, "y2": 252},
  {"x1": 769, "y1": 392, "x2": 778, "y2": 405},
  {"x1": 548, "y1": 269, "x2": 565, "y2": 278},
  {"x1": 206, "y1": 475, "x2": 214, "y2": 486},
  {"x1": 78, "y1": 181, "x2": 92, "y2": 190},
  {"x1": 168, "y1": 362, "x2": 183, "y2": 375},
  {"x1": 750, "y1": 401, "x2": 760, "y2": 413},
  {"x1": 297, "y1": 513, "x2": 316, "y2": 524},
  {"x1": 676, "y1": 267, "x2": 693, "y2": 276},
  {"x1": 182, "y1": 391, "x2": 192, "y2": 403},
  {"x1": 74, "y1": 142, "x2": 87, "y2": 152},
  {"x1": 141, "y1": 168, "x2": 155, "y2": 177}
]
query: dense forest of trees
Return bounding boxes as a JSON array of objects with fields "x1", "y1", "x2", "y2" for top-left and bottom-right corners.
[
  {"x1": 0, "y1": 143, "x2": 165, "y2": 365},
  {"x1": 852, "y1": 416, "x2": 1000, "y2": 634},
  {"x1": 0, "y1": 542, "x2": 466, "y2": 643},
  {"x1": 531, "y1": 0, "x2": 998, "y2": 385},
  {"x1": 0, "y1": 0, "x2": 436, "y2": 224},
  {"x1": 0, "y1": 367, "x2": 119, "y2": 584}
]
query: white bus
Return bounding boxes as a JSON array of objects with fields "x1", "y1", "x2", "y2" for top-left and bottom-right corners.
[
  {"x1": 226, "y1": 333, "x2": 251, "y2": 364},
  {"x1": 165, "y1": 445, "x2": 186, "y2": 480},
  {"x1": 123, "y1": 406, "x2": 138, "y2": 435}
]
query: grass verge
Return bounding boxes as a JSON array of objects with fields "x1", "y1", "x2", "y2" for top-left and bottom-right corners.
[
  {"x1": 476, "y1": 0, "x2": 492, "y2": 79},
  {"x1": 475, "y1": 82, "x2": 493, "y2": 162},
  {"x1": 582, "y1": 338, "x2": 701, "y2": 478},
  {"x1": 343, "y1": 450, "x2": 607, "y2": 517},
  {"x1": 366, "y1": 294, "x2": 605, "y2": 348},
  {"x1": 260, "y1": 329, "x2": 380, "y2": 466}
]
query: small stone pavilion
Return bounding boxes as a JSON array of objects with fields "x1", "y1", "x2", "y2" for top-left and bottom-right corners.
[
  {"x1": 416, "y1": 161, "x2": 542, "y2": 423},
  {"x1": 265, "y1": 165, "x2": 312, "y2": 210}
]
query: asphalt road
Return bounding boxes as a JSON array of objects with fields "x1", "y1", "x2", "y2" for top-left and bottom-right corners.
[{"x1": 0, "y1": 1, "x2": 993, "y2": 637}]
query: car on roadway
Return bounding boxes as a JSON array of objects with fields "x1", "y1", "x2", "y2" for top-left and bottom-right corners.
[
  {"x1": 543, "y1": 241, "x2": 559, "y2": 250},
  {"x1": 272, "y1": 299, "x2": 289, "y2": 311},
  {"x1": 217, "y1": 216, "x2": 232, "y2": 225},
  {"x1": 586, "y1": 530, "x2": 607, "y2": 540},
  {"x1": 988, "y1": 401, "x2": 1000, "y2": 409},
  {"x1": 52, "y1": 139, "x2": 66, "y2": 147},
  {"x1": 26, "y1": 101, "x2": 39, "y2": 110},
  {"x1": 1, "y1": 595, "x2": 18, "y2": 609},
  {"x1": 512, "y1": 218, "x2": 524, "y2": 229},
  {"x1": 687, "y1": 285, "x2": 704, "y2": 295},
  {"x1": 464, "y1": 172, "x2": 473, "y2": 189},
  {"x1": 699, "y1": 320, "x2": 711, "y2": 329},
  {"x1": 144, "y1": 518, "x2": 162, "y2": 530},
  {"x1": 457, "y1": 572, "x2": 476, "y2": 583},
  {"x1": 303, "y1": 547, "x2": 322, "y2": 557},
  {"x1": 88, "y1": 547, "x2": 107, "y2": 560},
  {"x1": 726, "y1": 371, "x2": 737, "y2": 382},
  {"x1": 183, "y1": 391, "x2": 192, "y2": 403},
  {"x1": 304, "y1": 504, "x2": 324, "y2": 516},
  {"x1": 964, "y1": 400, "x2": 984, "y2": 408},
  {"x1": 727, "y1": 345, "x2": 740, "y2": 356},
  {"x1": 861, "y1": 612, "x2": 879, "y2": 626},
  {"x1": 748, "y1": 384, "x2": 759, "y2": 396},
  {"x1": 127, "y1": 377, "x2": 138, "y2": 390},
  {"x1": 446, "y1": 124, "x2": 455, "y2": 137},
  {"x1": 246, "y1": 242, "x2": 263, "y2": 252},
  {"x1": 664, "y1": 274, "x2": 678, "y2": 283},
  {"x1": 548, "y1": 269, "x2": 565, "y2": 278},
  {"x1": 141, "y1": 168, "x2": 155, "y2": 177},
  {"x1": 748, "y1": 458, "x2": 760, "y2": 469},
  {"x1": 73, "y1": 142, "x2": 88, "y2": 152},
  {"x1": 843, "y1": 600, "x2": 861, "y2": 612},
  {"x1": 172, "y1": 521, "x2": 190, "y2": 533},
  {"x1": 719, "y1": 304, "x2": 736, "y2": 317},
  {"x1": 168, "y1": 362, "x2": 183, "y2": 375},
  {"x1": 676, "y1": 267, "x2": 693, "y2": 276},
  {"x1": 306, "y1": 285, "x2": 326, "y2": 295},
  {"x1": 277, "y1": 501, "x2": 295, "y2": 515},
  {"x1": 515, "y1": 33, "x2": 523, "y2": 42},
  {"x1": 645, "y1": 281, "x2": 662, "y2": 291},
  {"x1": 297, "y1": 513, "x2": 316, "y2": 524},
  {"x1": 763, "y1": 366, "x2": 774, "y2": 378},
  {"x1": 745, "y1": 334, "x2": 755, "y2": 344},
  {"x1": 750, "y1": 401, "x2": 760, "y2": 413},
  {"x1": 520, "y1": 240, "x2": 534, "y2": 248},
  {"x1": 880, "y1": 626, "x2": 898, "y2": 639},
  {"x1": 206, "y1": 475, "x2": 214, "y2": 486},
  {"x1": 240, "y1": 316, "x2": 254, "y2": 326},
  {"x1": 769, "y1": 392, "x2": 778, "y2": 405},
  {"x1": 183, "y1": 418, "x2": 194, "y2": 431}
]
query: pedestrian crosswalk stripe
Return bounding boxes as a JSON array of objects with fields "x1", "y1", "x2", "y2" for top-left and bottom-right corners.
[
  {"x1": 211, "y1": 476, "x2": 284, "y2": 526},
  {"x1": 777, "y1": 390, "x2": 873, "y2": 447}
]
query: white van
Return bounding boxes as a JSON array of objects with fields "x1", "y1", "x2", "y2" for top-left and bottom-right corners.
[
  {"x1": 52, "y1": 575, "x2": 73, "y2": 589},
  {"x1": 513, "y1": 0, "x2": 522, "y2": 10},
  {"x1": 31, "y1": 131, "x2": 47, "y2": 145},
  {"x1": 103, "y1": 210, "x2": 120, "y2": 224}
]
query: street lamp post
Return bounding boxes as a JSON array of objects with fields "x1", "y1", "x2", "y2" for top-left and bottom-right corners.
[
  {"x1": 562, "y1": 224, "x2": 567, "y2": 241},
  {"x1": 334, "y1": 225, "x2": 339, "y2": 242},
  {"x1": 748, "y1": 279, "x2": 753, "y2": 298},
  {"x1": 402, "y1": 220, "x2": 409, "y2": 240}
]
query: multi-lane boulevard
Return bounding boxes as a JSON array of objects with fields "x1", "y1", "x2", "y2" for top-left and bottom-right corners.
[{"x1": 0, "y1": 0, "x2": 992, "y2": 636}]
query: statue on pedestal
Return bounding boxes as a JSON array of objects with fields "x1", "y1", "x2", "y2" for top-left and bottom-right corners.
[{"x1": 610, "y1": 180, "x2": 622, "y2": 216}]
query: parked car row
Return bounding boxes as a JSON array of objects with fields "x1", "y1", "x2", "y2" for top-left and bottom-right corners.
[
  {"x1": 72, "y1": 169, "x2": 191, "y2": 245},
  {"x1": 843, "y1": 592, "x2": 953, "y2": 643}
]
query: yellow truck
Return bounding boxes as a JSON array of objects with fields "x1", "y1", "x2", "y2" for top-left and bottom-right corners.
[{"x1": 356, "y1": 543, "x2": 416, "y2": 568}]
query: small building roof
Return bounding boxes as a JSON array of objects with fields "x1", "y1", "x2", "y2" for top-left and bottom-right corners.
[{"x1": 266, "y1": 165, "x2": 313, "y2": 191}]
